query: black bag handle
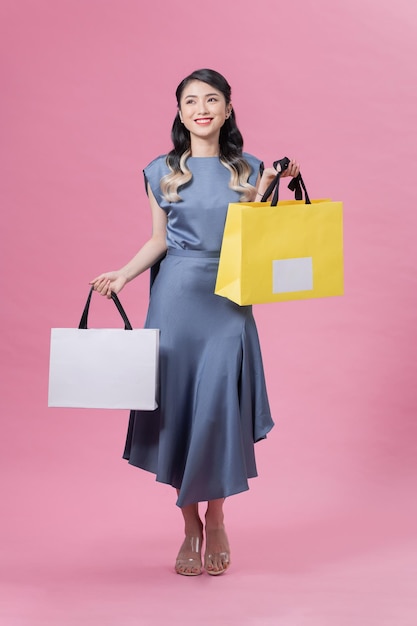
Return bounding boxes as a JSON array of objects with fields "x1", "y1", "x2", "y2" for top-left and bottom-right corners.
[
  {"x1": 287, "y1": 173, "x2": 311, "y2": 205},
  {"x1": 260, "y1": 156, "x2": 311, "y2": 206},
  {"x1": 78, "y1": 287, "x2": 133, "y2": 330}
]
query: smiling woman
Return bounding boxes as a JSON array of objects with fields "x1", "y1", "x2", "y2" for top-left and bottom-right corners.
[{"x1": 91, "y1": 68, "x2": 300, "y2": 578}]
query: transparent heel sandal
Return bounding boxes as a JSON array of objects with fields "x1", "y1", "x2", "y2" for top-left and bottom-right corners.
[
  {"x1": 175, "y1": 535, "x2": 203, "y2": 576},
  {"x1": 204, "y1": 528, "x2": 230, "y2": 576},
  {"x1": 204, "y1": 551, "x2": 230, "y2": 576}
]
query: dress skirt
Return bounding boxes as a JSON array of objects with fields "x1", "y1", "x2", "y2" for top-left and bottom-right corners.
[{"x1": 123, "y1": 249, "x2": 274, "y2": 507}]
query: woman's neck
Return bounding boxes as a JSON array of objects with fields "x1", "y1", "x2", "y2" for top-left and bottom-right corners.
[{"x1": 190, "y1": 136, "x2": 220, "y2": 158}]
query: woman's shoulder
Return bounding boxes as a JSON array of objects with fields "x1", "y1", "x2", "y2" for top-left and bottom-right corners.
[
  {"x1": 242, "y1": 152, "x2": 262, "y2": 166},
  {"x1": 142, "y1": 155, "x2": 170, "y2": 201},
  {"x1": 144, "y1": 154, "x2": 169, "y2": 174},
  {"x1": 242, "y1": 152, "x2": 263, "y2": 174},
  {"x1": 143, "y1": 155, "x2": 171, "y2": 193}
]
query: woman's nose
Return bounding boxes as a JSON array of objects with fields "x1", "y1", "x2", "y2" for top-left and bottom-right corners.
[{"x1": 197, "y1": 100, "x2": 208, "y2": 114}]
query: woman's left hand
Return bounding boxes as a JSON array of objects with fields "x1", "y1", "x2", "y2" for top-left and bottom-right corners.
[
  {"x1": 279, "y1": 158, "x2": 300, "y2": 178},
  {"x1": 256, "y1": 159, "x2": 300, "y2": 199}
]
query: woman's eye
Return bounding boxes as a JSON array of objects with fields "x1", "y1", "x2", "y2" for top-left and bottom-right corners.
[
  {"x1": 208, "y1": 97, "x2": 218, "y2": 102},
  {"x1": 185, "y1": 99, "x2": 195, "y2": 105}
]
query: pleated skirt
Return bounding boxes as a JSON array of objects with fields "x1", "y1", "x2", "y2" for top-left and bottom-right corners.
[{"x1": 123, "y1": 249, "x2": 274, "y2": 507}]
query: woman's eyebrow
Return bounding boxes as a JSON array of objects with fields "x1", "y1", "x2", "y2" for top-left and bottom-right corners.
[{"x1": 183, "y1": 92, "x2": 220, "y2": 98}]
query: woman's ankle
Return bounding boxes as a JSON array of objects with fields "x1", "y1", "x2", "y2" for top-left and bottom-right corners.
[
  {"x1": 183, "y1": 519, "x2": 203, "y2": 536},
  {"x1": 205, "y1": 499, "x2": 225, "y2": 530}
]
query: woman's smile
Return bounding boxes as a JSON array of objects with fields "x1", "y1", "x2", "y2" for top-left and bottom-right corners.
[{"x1": 194, "y1": 117, "x2": 213, "y2": 125}]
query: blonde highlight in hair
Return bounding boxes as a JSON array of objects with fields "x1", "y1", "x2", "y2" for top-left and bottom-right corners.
[
  {"x1": 160, "y1": 149, "x2": 192, "y2": 203},
  {"x1": 219, "y1": 157, "x2": 257, "y2": 202}
]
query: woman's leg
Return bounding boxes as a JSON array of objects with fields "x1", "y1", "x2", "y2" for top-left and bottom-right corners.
[
  {"x1": 204, "y1": 498, "x2": 231, "y2": 575},
  {"x1": 175, "y1": 494, "x2": 204, "y2": 576}
]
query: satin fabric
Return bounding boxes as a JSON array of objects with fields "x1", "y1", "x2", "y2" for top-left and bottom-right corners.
[{"x1": 123, "y1": 155, "x2": 274, "y2": 507}]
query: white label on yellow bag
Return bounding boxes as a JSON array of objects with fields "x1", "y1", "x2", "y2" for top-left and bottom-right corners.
[{"x1": 272, "y1": 257, "x2": 313, "y2": 293}]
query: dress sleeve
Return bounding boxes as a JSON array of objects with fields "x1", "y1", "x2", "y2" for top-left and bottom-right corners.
[
  {"x1": 143, "y1": 155, "x2": 169, "y2": 210},
  {"x1": 243, "y1": 153, "x2": 263, "y2": 186},
  {"x1": 143, "y1": 156, "x2": 169, "y2": 289}
]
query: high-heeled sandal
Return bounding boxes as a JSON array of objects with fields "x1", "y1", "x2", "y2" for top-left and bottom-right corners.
[
  {"x1": 204, "y1": 551, "x2": 230, "y2": 576},
  {"x1": 204, "y1": 528, "x2": 230, "y2": 575},
  {"x1": 175, "y1": 535, "x2": 203, "y2": 576}
]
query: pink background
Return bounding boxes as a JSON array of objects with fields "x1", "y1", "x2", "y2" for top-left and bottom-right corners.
[{"x1": 1, "y1": 0, "x2": 417, "y2": 624}]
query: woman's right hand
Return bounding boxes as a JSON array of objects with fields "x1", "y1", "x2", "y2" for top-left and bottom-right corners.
[{"x1": 89, "y1": 271, "x2": 127, "y2": 298}]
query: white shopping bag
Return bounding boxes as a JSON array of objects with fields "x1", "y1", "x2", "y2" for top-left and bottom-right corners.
[{"x1": 48, "y1": 289, "x2": 159, "y2": 410}]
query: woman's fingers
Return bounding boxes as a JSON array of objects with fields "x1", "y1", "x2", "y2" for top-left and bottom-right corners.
[
  {"x1": 281, "y1": 159, "x2": 300, "y2": 178},
  {"x1": 90, "y1": 273, "x2": 127, "y2": 298},
  {"x1": 291, "y1": 160, "x2": 300, "y2": 177},
  {"x1": 91, "y1": 277, "x2": 111, "y2": 296},
  {"x1": 90, "y1": 275, "x2": 104, "y2": 288}
]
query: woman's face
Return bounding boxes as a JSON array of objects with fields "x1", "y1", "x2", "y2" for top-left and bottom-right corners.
[{"x1": 178, "y1": 80, "x2": 232, "y2": 143}]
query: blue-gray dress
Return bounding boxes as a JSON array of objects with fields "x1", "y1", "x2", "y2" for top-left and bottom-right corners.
[{"x1": 123, "y1": 153, "x2": 274, "y2": 507}]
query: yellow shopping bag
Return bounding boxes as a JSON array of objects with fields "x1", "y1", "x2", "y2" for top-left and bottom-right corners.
[{"x1": 215, "y1": 160, "x2": 344, "y2": 305}]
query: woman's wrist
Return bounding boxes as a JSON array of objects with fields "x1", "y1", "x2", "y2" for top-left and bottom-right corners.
[{"x1": 119, "y1": 269, "x2": 131, "y2": 283}]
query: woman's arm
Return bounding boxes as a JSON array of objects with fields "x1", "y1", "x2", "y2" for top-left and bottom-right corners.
[{"x1": 90, "y1": 184, "x2": 168, "y2": 298}]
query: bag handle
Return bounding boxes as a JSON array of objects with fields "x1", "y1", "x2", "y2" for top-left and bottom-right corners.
[
  {"x1": 287, "y1": 172, "x2": 311, "y2": 205},
  {"x1": 78, "y1": 287, "x2": 133, "y2": 330},
  {"x1": 260, "y1": 156, "x2": 311, "y2": 206}
]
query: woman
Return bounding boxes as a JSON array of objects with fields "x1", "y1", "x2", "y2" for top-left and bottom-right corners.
[{"x1": 91, "y1": 69, "x2": 299, "y2": 576}]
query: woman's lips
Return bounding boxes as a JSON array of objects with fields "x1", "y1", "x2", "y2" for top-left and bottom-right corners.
[{"x1": 194, "y1": 118, "x2": 213, "y2": 125}]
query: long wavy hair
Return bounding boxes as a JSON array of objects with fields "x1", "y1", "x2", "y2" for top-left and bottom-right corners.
[{"x1": 160, "y1": 69, "x2": 256, "y2": 203}]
